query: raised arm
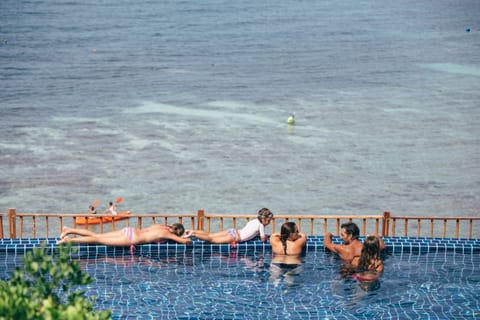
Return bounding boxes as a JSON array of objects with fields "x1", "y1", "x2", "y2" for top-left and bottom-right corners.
[
  {"x1": 370, "y1": 234, "x2": 386, "y2": 251},
  {"x1": 297, "y1": 232, "x2": 307, "y2": 247},
  {"x1": 379, "y1": 235, "x2": 386, "y2": 251},
  {"x1": 323, "y1": 232, "x2": 339, "y2": 253}
]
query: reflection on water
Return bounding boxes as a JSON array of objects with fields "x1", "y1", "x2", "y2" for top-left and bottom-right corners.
[{"x1": 269, "y1": 254, "x2": 305, "y2": 288}]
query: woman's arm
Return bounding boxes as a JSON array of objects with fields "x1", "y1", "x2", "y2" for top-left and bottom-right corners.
[
  {"x1": 170, "y1": 234, "x2": 192, "y2": 244},
  {"x1": 162, "y1": 231, "x2": 192, "y2": 244},
  {"x1": 298, "y1": 232, "x2": 307, "y2": 246},
  {"x1": 369, "y1": 234, "x2": 386, "y2": 251}
]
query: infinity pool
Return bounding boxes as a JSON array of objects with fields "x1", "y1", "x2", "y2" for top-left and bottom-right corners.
[{"x1": 1, "y1": 238, "x2": 479, "y2": 319}]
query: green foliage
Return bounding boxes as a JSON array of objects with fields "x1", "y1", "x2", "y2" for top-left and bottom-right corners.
[{"x1": 0, "y1": 243, "x2": 111, "y2": 320}]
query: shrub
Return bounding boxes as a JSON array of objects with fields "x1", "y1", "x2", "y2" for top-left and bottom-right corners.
[{"x1": 0, "y1": 243, "x2": 111, "y2": 320}]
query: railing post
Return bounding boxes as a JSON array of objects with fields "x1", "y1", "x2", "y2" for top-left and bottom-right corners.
[
  {"x1": 9, "y1": 208, "x2": 16, "y2": 239},
  {"x1": 382, "y1": 211, "x2": 390, "y2": 237},
  {"x1": 197, "y1": 209, "x2": 204, "y2": 231}
]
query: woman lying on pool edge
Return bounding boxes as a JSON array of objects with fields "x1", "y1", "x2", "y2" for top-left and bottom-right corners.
[
  {"x1": 182, "y1": 208, "x2": 274, "y2": 247},
  {"x1": 57, "y1": 223, "x2": 192, "y2": 253}
]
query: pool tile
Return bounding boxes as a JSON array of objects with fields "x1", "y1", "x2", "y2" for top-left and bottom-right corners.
[{"x1": 1, "y1": 236, "x2": 480, "y2": 255}]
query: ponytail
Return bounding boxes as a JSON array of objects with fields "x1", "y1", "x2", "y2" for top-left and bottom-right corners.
[
  {"x1": 280, "y1": 232, "x2": 289, "y2": 255},
  {"x1": 279, "y1": 222, "x2": 296, "y2": 255}
]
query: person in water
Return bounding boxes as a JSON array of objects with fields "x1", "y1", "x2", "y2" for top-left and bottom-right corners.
[
  {"x1": 184, "y1": 208, "x2": 274, "y2": 246},
  {"x1": 324, "y1": 222, "x2": 364, "y2": 268},
  {"x1": 352, "y1": 234, "x2": 384, "y2": 282},
  {"x1": 88, "y1": 205, "x2": 96, "y2": 214},
  {"x1": 57, "y1": 223, "x2": 192, "y2": 253},
  {"x1": 269, "y1": 222, "x2": 307, "y2": 286},
  {"x1": 270, "y1": 221, "x2": 307, "y2": 257}
]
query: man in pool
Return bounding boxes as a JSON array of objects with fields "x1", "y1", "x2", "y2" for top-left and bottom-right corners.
[{"x1": 324, "y1": 222, "x2": 385, "y2": 268}]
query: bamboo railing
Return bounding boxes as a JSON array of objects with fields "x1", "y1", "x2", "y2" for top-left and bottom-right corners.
[{"x1": 0, "y1": 209, "x2": 479, "y2": 239}]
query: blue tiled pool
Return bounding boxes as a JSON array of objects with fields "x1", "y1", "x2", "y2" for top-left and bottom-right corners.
[{"x1": 1, "y1": 237, "x2": 479, "y2": 319}]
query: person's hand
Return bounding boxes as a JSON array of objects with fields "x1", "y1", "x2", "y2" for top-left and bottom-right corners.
[{"x1": 182, "y1": 230, "x2": 194, "y2": 238}]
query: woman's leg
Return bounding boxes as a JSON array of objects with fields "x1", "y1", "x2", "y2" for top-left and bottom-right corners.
[
  {"x1": 192, "y1": 230, "x2": 235, "y2": 244},
  {"x1": 207, "y1": 230, "x2": 229, "y2": 237},
  {"x1": 209, "y1": 232, "x2": 236, "y2": 244},
  {"x1": 58, "y1": 228, "x2": 137, "y2": 246},
  {"x1": 57, "y1": 235, "x2": 103, "y2": 245},
  {"x1": 60, "y1": 227, "x2": 98, "y2": 239},
  {"x1": 62, "y1": 227, "x2": 127, "y2": 239},
  {"x1": 189, "y1": 230, "x2": 214, "y2": 242}
]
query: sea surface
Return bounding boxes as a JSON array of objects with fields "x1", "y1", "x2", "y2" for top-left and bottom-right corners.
[{"x1": 1, "y1": 0, "x2": 479, "y2": 216}]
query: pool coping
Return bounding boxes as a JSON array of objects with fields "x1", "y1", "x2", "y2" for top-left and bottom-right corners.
[{"x1": 1, "y1": 236, "x2": 479, "y2": 255}]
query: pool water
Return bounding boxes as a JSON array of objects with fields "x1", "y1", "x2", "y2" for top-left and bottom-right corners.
[{"x1": 1, "y1": 242, "x2": 479, "y2": 319}]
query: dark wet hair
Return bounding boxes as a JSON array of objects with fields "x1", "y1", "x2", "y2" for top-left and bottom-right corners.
[
  {"x1": 341, "y1": 222, "x2": 360, "y2": 240},
  {"x1": 170, "y1": 223, "x2": 185, "y2": 237},
  {"x1": 357, "y1": 235, "x2": 381, "y2": 272},
  {"x1": 257, "y1": 208, "x2": 273, "y2": 221},
  {"x1": 280, "y1": 222, "x2": 297, "y2": 255}
]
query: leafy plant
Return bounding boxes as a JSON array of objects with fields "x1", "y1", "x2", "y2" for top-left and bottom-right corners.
[{"x1": 0, "y1": 243, "x2": 111, "y2": 320}]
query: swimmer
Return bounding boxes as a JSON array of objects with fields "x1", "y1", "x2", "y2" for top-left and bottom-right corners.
[
  {"x1": 324, "y1": 222, "x2": 363, "y2": 268},
  {"x1": 352, "y1": 234, "x2": 384, "y2": 282},
  {"x1": 270, "y1": 221, "x2": 307, "y2": 257}
]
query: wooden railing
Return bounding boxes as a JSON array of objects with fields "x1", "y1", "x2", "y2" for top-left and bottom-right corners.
[
  {"x1": 201, "y1": 213, "x2": 386, "y2": 237},
  {"x1": 389, "y1": 215, "x2": 480, "y2": 239},
  {"x1": 1, "y1": 209, "x2": 479, "y2": 239}
]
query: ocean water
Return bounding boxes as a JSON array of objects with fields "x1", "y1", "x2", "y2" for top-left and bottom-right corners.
[{"x1": 1, "y1": 0, "x2": 479, "y2": 216}]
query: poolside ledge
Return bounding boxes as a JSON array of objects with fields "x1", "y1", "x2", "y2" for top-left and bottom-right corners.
[{"x1": 1, "y1": 236, "x2": 479, "y2": 256}]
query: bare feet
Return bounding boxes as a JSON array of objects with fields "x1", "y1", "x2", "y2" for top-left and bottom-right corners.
[
  {"x1": 56, "y1": 237, "x2": 71, "y2": 245},
  {"x1": 60, "y1": 226, "x2": 72, "y2": 239}
]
